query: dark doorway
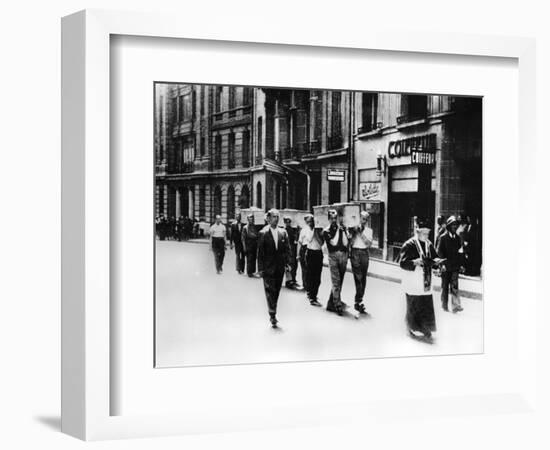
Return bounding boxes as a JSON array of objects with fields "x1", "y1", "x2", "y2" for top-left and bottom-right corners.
[{"x1": 328, "y1": 180, "x2": 341, "y2": 204}]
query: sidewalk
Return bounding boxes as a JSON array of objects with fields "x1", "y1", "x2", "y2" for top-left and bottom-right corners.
[{"x1": 183, "y1": 237, "x2": 482, "y2": 300}]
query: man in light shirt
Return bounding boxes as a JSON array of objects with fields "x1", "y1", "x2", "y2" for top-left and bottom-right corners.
[
  {"x1": 209, "y1": 215, "x2": 227, "y2": 274},
  {"x1": 297, "y1": 214, "x2": 323, "y2": 307},
  {"x1": 257, "y1": 209, "x2": 291, "y2": 328},
  {"x1": 323, "y1": 209, "x2": 350, "y2": 316},
  {"x1": 349, "y1": 211, "x2": 373, "y2": 315}
]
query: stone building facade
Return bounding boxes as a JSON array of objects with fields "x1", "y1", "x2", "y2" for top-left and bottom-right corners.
[
  {"x1": 155, "y1": 84, "x2": 353, "y2": 223},
  {"x1": 353, "y1": 92, "x2": 482, "y2": 261},
  {"x1": 155, "y1": 84, "x2": 482, "y2": 270}
]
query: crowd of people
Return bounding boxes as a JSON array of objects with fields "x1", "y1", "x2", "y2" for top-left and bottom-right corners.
[
  {"x1": 201, "y1": 209, "x2": 471, "y2": 342},
  {"x1": 435, "y1": 214, "x2": 481, "y2": 277},
  {"x1": 155, "y1": 215, "x2": 199, "y2": 241}
]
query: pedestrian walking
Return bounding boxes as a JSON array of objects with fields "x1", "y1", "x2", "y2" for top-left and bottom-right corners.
[
  {"x1": 349, "y1": 211, "x2": 373, "y2": 315},
  {"x1": 257, "y1": 209, "x2": 292, "y2": 328},
  {"x1": 283, "y1": 216, "x2": 299, "y2": 289},
  {"x1": 323, "y1": 209, "x2": 350, "y2": 316},
  {"x1": 209, "y1": 215, "x2": 227, "y2": 274},
  {"x1": 296, "y1": 215, "x2": 311, "y2": 295},
  {"x1": 158, "y1": 215, "x2": 168, "y2": 240},
  {"x1": 229, "y1": 213, "x2": 245, "y2": 274},
  {"x1": 398, "y1": 217, "x2": 444, "y2": 343},
  {"x1": 241, "y1": 213, "x2": 259, "y2": 277},
  {"x1": 437, "y1": 215, "x2": 464, "y2": 313},
  {"x1": 177, "y1": 216, "x2": 185, "y2": 241}
]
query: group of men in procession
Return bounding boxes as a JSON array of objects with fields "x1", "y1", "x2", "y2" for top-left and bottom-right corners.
[
  {"x1": 207, "y1": 209, "x2": 467, "y2": 343},
  {"x1": 155, "y1": 215, "x2": 197, "y2": 241}
]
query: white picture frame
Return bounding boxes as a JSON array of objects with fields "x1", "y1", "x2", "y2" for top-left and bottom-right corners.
[{"x1": 61, "y1": 9, "x2": 537, "y2": 441}]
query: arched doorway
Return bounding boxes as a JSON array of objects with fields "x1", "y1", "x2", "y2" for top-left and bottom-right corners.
[
  {"x1": 227, "y1": 185, "x2": 235, "y2": 220},
  {"x1": 240, "y1": 185, "x2": 250, "y2": 209},
  {"x1": 256, "y1": 181, "x2": 262, "y2": 209},
  {"x1": 274, "y1": 181, "x2": 280, "y2": 209},
  {"x1": 213, "y1": 185, "x2": 222, "y2": 220}
]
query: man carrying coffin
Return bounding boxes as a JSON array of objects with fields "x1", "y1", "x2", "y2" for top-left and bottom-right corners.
[
  {"x1": 257, "y1": 209, "x2": 292, "y2": 328},
  {"x1": 349, "y1": 211, "x2": 373, "y2": 315},
  {"x1": 323, "y1": 209, "x2": 350, "y2": 316},
  {"x1": 399, "y1": 217, "x2": 444, "y2": 343},
  {"x1": 296, "y1": 214, "x2": 323, "y2": 307}
]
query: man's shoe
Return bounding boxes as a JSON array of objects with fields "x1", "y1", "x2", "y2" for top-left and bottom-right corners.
[
  {"x1": 442, "y1": 305, "x2": 449, "y2": 312},
  {"x1": 354, "y1": 303, "x2": 369, "y2": 315},
  {"x1": 270, "y1": 316, "x2": 278, "y2": 328},
  {"x1": 309, "y1": 299, "x2": 322, "y2": 307},
  {"x1": 456, "y1": 305, "x2": 464, "y2": 312}
]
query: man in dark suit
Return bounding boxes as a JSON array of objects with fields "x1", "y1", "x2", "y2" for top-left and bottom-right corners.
[
  {"x1": 437, "y1": 215, "x2": 464, "y2": 313},
  {"x1": 283, "y1": 216, "x2": 299, "y2": 289},
  {"x1": 241, "y1": 214, "x2": 259, "y2": 277},
  {"x1": 257, "y1": 209, "x2": 291, "y2": 328},
  {"x1": 229, "y1": 213, "x2": 245, "y2": 274}
]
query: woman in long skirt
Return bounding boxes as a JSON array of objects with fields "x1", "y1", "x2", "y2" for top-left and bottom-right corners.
[{"x1": 399, "y1": 217, "x2": 444, "y2": 344}]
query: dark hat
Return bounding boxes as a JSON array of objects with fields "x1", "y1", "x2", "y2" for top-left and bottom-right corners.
[
  {"x1": 415, "y1": 216, "x2": 433, "y2": 229},
  {"x1": 446, "y1": 215, "x2": 458, "y2": 226}
]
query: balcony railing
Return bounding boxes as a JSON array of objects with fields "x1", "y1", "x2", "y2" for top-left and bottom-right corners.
[
  {"x1": 327, "y1": 135, "x2": 343, "y2": 150},
  {"x1": 358, "y1": 122, "x2": 383, "y2": 134},
  {"x1": 396, "y1": 114, "x2": 427, "y2": 125},
  {"x1": 306, "y1": 140, "x2": 321, "y2": 155}
]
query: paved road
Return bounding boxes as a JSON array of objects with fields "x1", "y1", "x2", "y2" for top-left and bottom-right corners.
[{"x1": 155, "y1": 240, "x2": 483, "y2": 368}]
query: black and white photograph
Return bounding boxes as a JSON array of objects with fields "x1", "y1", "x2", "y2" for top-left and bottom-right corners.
[{"x1": 154, "y1": 83, "x2": 483, "y2": 368}]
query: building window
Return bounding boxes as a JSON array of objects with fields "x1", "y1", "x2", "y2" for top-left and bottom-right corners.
[
  {"x1": 199, "y1": 185, "x2": 206, "y2": 218},
  {"x1": 256, "y1": 181, "x2": 262, "y2": 209},
  {"x1": 399, "y1": 94, "x2": 428, "y2": 124},
  {"x1": 182, "y1": 94, "x2": 192, "y2": 122},
  {"x1": 330, "y1": 91, "x2": 342, "y2": 149},
  {"x1": 243, "y1": 87, "x2": 252, "y2": 106},
  {"x1": 214, "y1": 135, "x2": 222, "y2": 169},
  {"x1": 200, "y1": 136, "x2": 205, "y2": 158},
  {"x1": 361, "y1": 93, "x2": 379, "y2": 132},
  {"x1": 199, "y1": 86, "x2": 205, "y2": 117},
  {"x1": 227, "y1": 185, "x2": 235, "y2": 220},
  {"x1": 257, "y1": 117, "x2": 263, "y2": 161},
  {"x1": 182, "y1": 137, "x2": 194, "y2": 172},
  {"x1": 228, "y1": 87, "x2": 236, "y2": 109},
  {"x1": 242, "y1": 130, "x2": 250, "y2": 168},
  {"x1": 228, "y1": 132, "x2": 235, "y2": 169},
  {"x1": 215, "y1": 86, "x2": 223, "y2": 113},
  {"x1": 213, "y1": 186, "x2": 222, "y2": 219}
]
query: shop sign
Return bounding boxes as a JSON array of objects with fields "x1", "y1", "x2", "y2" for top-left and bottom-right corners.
[
  {"x1": 388, "y1": 133, "x2": 436, "y2": 159},
  {"x1": 327, "y1": 169, "x2": 346, "y2": 182},
  {"x1": 359, "y1": 182, "x2": 381, "y2": 201},
  {"x1": 411, "y1": 149, "x2": 436, "y2": 165}
]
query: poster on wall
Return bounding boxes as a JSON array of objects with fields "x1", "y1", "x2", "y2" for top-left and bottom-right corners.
[{"x1": 359, "y1": 181, "x2": 381, "y2": 201}]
